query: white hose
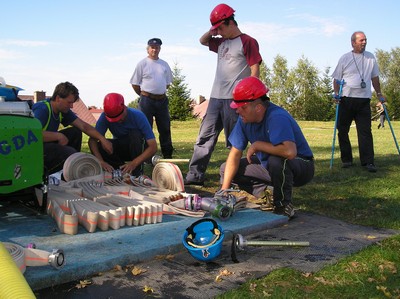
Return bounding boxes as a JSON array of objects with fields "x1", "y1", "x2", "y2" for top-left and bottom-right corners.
[
  {"x1": 63, "y1": 152, "x2": 103, "y2": 182},
  {"x1": 152, "y1": 162, "x2": 185, "y2": 192}
]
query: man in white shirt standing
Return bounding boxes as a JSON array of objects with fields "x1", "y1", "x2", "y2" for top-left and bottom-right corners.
[
  {"x1": 332, "y1": 31, "x2": 385, "y2": 172},
  {"x1": 130, "y1": 38, "x2": 174, "y2": 158}
]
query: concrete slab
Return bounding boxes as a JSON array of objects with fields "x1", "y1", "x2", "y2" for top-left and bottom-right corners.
[
  {"x1": 34, "y1": 211, "x2": 399, "y2": 299},
  {"x1": 0, "y1": 200, "x2": 287, "y2": 291}
]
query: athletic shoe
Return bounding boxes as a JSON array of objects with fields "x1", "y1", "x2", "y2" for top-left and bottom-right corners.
[
  {"x1": 274, "y1": 203, "x2": 295, "y2": 219},
  {"x1": 341, "y1": 162, "x2": 354, "y2": 168},
  {"x1": 183, "y1": 179, "x2": 204, "y2": 186},
  {"x1": 365, "y1": 164, "x2": 377, "y2": 173}
]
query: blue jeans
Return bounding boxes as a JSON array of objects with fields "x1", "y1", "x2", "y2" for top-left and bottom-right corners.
[
  {"x1": 186, "y1": 98, "x2": 238, "y2": 182},
  {"x1": 139, "y1": 95, "x2": 173, "y2": 158}
]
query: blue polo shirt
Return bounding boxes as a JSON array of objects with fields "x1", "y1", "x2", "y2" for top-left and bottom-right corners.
[
  {"x1": 95, "y1": 108, "x2": 155, "y2": 140},
  {"x1": 229, "y1": 102, "x2": 313, "y2": 168}
]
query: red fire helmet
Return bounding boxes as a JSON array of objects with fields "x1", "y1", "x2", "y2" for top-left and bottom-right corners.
[
  {"x1": 231, "y1": 77, "x2": 269, "y2": 109},
  {"x1": 103, "y1": 93, "x2": 126, "y2": 122},
  {"x1": 210, "y1": 3, "x2": 235, "y2": 30}
]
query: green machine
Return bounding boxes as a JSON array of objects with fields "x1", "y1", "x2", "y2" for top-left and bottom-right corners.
[{"x1": 0, "y1": 94, "x2": 47, "y2": 210}]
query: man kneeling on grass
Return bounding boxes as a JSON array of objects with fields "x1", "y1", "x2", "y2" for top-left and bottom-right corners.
[{"x1": 219, "y1": 77, "x2": 314, "y2": 219}]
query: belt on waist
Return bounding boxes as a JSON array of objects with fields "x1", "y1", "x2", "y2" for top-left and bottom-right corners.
[
  {"x1": 297, "y1": 155, "x2": 314, "y2": 161},
  {"x1": 141, "y1": 91, "x2": 166, "y2": 100}
]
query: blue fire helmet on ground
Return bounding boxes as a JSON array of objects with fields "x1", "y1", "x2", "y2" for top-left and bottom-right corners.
[{"x1": 182, "y1": 218, "x2": 224, "y2": 262}]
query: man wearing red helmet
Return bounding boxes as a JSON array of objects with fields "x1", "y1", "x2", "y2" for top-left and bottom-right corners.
[
  {"x1": 219, "y1": 77, "x2": 314, "y2": 219},
  {"x1": 32, "y1": 82, "x2": 113, "y2": 174},
  {"x1": 185, "y1": 3, "x2": 262, "y2": 186},
  {"x1": 88, "y1": 93, "x2": 157, "y2": 176}
]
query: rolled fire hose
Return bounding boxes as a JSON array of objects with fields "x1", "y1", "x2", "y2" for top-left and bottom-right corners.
[
  {"x1": 63, "y1": 152, "x2": 103, "y2": 182},
  {"x1": 152, "y1": 162, "x2": 185, "y2": 192},
  {"x1": 2, "y1": 242, "x2": 65, "y2": 272},
  {"x1": 0, "y1": 242, "x2": 35, "y2": 299}
]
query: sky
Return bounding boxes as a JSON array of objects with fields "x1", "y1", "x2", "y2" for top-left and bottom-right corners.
[{"x1": 1, "y1": 0, "x2": 399, "y2": 107}]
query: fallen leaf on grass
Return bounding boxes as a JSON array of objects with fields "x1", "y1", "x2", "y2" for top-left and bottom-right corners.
[
  {"x1": 132, "y1": 266, "x2": 147, "y2": 276},
  {"x1": 314, "y1": 276, "x2": 334, "y2": 286},
  {"x1": 75, "y1": 280, "x2": 92, "y2": 289},
  {"x1": 155, "y1": 254, "x2": 175, "y2": 260},
  {"x1": 379, "y1": 261, "x2": 397, "y2": 274},
  {"x1": 249, "y1": 282, "x2": 257, "y2": 292},
  {"x1": 215, "y1": 269, "x2": 234, "y2": 282},
  {"x1": 143, "y1": 285, "x2": 154, "y2": 294},
  {"x1": 376, "y1": 285, "x2": 392, "y2": 297},
  {"x1": 113, "y1": 264, "x2": 123, "y2": 272},
  {"x1": 262, "y1": 290, "x2": 272, "y2": 297}
]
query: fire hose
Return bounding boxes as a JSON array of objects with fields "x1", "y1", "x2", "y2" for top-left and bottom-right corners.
[
  {"x1": 231, "y1": 233, "x2": 310, "y2": 263},
  {"x1": 0, "y1": 242, "x2": 65, "y2": 297},
  {"x1": 151, "y1": 162, "x2": 185, "y2": 192},
  {"x1": 63, "y1": 152, "x2": 103, "y2": 182},
  {"x1": 1, "y1": 242, "x2": 65, "y2": 273}
]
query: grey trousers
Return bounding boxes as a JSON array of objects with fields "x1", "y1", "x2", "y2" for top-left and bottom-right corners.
[{"x1": 186, "y1": 98, "x2": 238, "y2": 182}]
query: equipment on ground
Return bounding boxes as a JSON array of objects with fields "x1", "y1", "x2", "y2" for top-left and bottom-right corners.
[
  {"x1": 151, "y1": 154, "x2": 190, "y2": 166},
  {"x1": 231, "y1": 233, "x2": 310, "y2": 263},
  {"x1": 62, "y1": 152, "x2": 103, "y2": 182},
  {"x1": 182, "y1": 218, "x2": 224, "y2": 262},
  {"x1": 330, "y1": 79, "x2": 345, "y2": 169},
  {"x1": 183, "y1": 194, "x2": 234, "y2": 220},
  {"x1": 0, "y1": 84, "x2": 47, "y2": 211}
]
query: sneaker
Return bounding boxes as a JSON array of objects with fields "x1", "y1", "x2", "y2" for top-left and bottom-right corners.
[
  {"x1": 183, "y1": 179, "x2": 204, "y2": 186},
  {"x1": 274, "y1": 203, "x2": 295, "y2": 219},
  {"x1": 341, "y1": 162, "x2": 354, "y2": 168},
  {"x1": 365, "y1": 164, "x2": 377, "y2": 173}
]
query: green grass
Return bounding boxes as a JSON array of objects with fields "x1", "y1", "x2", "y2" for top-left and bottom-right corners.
[{"x1": 83, "y1": 119, "x2": 400, "y2": 298}]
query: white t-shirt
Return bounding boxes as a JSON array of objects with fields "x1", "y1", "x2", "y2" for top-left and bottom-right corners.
[
  {"x1": 208, "y1": 34, "x2": 262, "y2": 99},
  {"x1": 130, "y1": 57, "x2": 172, "y2": 94},
  {"x1": 331, "y1": 51, "x2": 379, "y2": 98}
]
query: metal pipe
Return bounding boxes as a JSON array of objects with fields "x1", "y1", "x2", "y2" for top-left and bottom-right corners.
[
  {"x1": 381, "y1": 101, "x2": 400, "y2": 155},
  {"x1": 235, "y1": 234, "x2": 309, "y2": 250},
  {"x1": 151, "y1": 155, "x2": 190, "y2": 166},
  {"x1": 244, "y1": 240, "x2": 310, "y2": 247},
  {"x1": 330, "y1": 79, "x2": 345, "y2": 169},
  {"x1": 231, "y1": 233, "x2": 310, "y2": 263}
]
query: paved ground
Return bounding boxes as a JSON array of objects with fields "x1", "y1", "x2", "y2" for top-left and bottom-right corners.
[
  {"x1": 36, "y1": 212, "x2": 398, "y2": 298},
  {"x1": 1, "y1": 196, "x2": 398, "y2": 299}
]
